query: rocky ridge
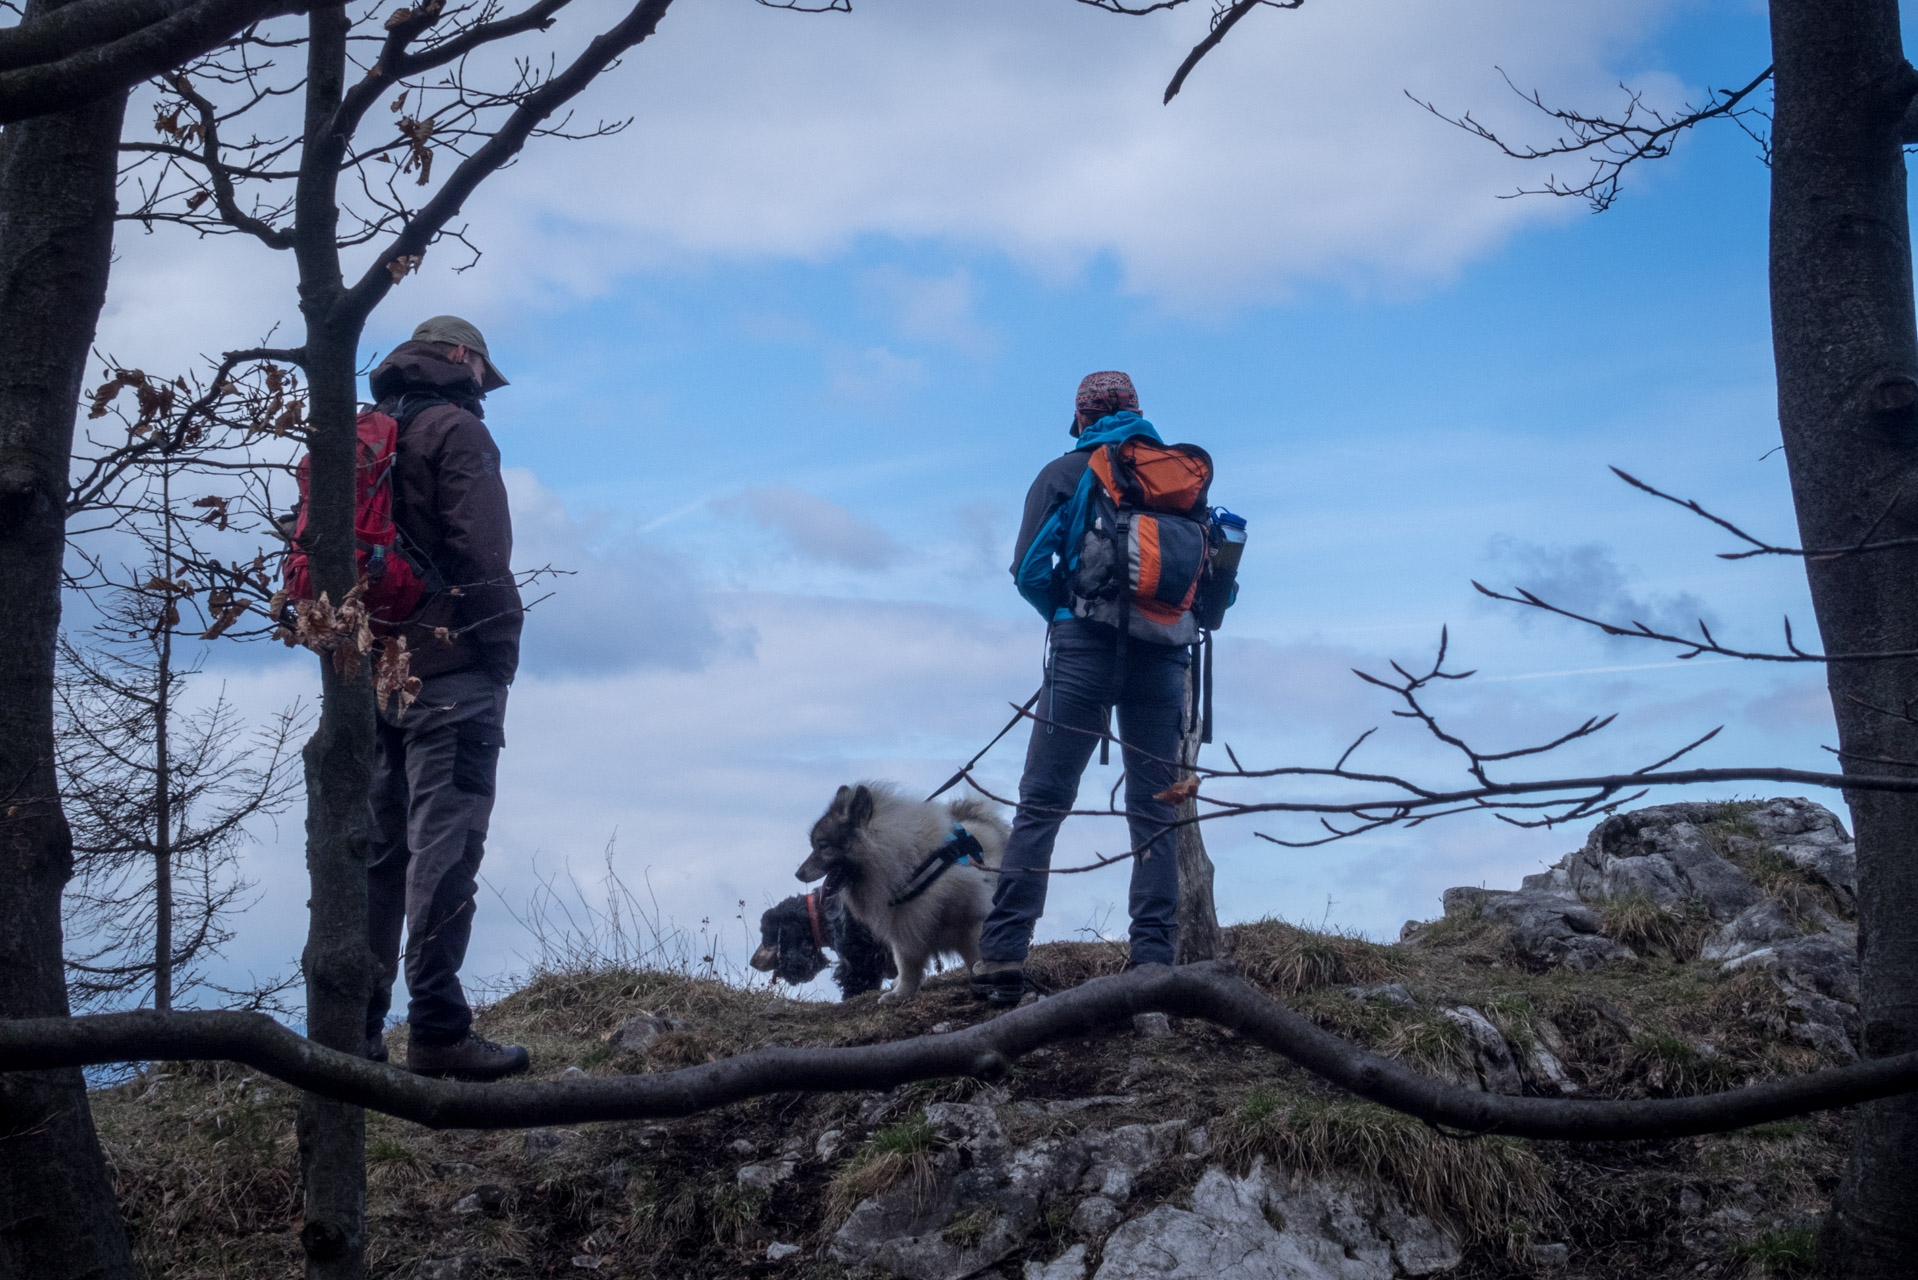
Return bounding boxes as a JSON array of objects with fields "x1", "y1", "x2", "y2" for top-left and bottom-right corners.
[
  {"x1": 1410, "y1": 797, "x2": 1860, "y2": 1066},
  {"x1": 93, "y1": 798, "x2": 1857, "y2": 1280}
]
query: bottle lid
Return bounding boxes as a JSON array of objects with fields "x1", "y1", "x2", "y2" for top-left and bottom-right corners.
[{"x1": 1213, "y1": 507, "x2": 1246, "y2": 528}]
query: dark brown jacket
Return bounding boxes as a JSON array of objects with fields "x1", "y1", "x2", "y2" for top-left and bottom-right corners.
[{"x1": 368, "y1": 342, "x2": 522, "y2": 684}]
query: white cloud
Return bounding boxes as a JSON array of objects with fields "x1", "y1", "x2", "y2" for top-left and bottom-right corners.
[
  {"x1": 826, "y1": 345, "x2": 928, "y2": 407},
  {"x1": 714, "y1": 485, "x2": 905, "y2": 569},
  {"x1": 90, "y1": 0, "x2": 1692, "y2": 365},
  {"x1": 861, "y1": 266, "x2": 998, "y2": 357},
  {"x1": 1480, "y1": 536, "x2": 1718, "y2": 645},
  {"x1": 445, "y1": 0, "x2": 1685, "y2": 308},
  {"x1": 506, "y1": 468, "x2": 736, "y2": 674}
]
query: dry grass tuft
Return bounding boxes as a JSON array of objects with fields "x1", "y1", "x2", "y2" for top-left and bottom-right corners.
[
  {"x1": 1025, "y1": 938, "x2": 1129, "y2": 990},
  {"x1": 1623, "y1": 1032, "x2": 1746, "y2": 1096},
  {"x1": 1376, "y1": 1011, "x2": 1472, "y2": 1077},
  {"x1": 1598, "y1": 890, "x2": 1713, "y2": 961},
  {"x1": 95, "y1": 1064, "x2": 301, "y2": 1275},
  {"x1": 827, "y1": 1113, "x2": 942, "y2": 1223},
  {"x1": 1229, "y1": 920, "x2": 1402, "y2": 997},
  {"x1": 1215, "y1": 1090, "x2": 1554, "y2": 1244}
]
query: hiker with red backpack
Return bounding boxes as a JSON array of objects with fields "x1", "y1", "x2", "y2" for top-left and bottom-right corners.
[
  {"x1": 284, "y1": 315, "x2": 529, "y2": 1078},
  {"x1": 972, "y1": 371, "x2": 1240, "y2": 1006}
]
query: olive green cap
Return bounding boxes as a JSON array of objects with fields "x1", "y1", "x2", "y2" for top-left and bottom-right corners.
[{"x1": 411, "y1": 314, "x2": 508, "y2": 391}]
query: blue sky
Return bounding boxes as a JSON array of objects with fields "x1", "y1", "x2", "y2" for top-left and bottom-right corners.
[{"x1": 85, "y1": 0, "x2": 1882, "y2": 997}]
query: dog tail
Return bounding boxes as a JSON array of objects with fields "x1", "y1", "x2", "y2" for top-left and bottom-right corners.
[{"x1": 947, "y1": 793, "x2": 1009, "y2": 836}]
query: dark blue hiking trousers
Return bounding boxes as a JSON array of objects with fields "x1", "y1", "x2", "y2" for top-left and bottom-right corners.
[{"x1": 980, "y1": 618, "x2": 1190, "y2": 968}]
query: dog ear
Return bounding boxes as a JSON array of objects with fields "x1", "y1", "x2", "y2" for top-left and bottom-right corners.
[
  {"x1": 831, "y1": 784, "x2": 854, "y2": 816},
  {"x1": 849, "y1": 784, "x2": 875, "y2": 827}
]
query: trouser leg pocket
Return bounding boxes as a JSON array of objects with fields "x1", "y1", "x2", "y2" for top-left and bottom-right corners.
[{"x1": 452, "y1": 721, "x2": 505, "y2": 796}]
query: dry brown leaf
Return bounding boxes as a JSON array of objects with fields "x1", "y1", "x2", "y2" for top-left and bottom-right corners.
[
  {"x1": 374, "y1": 636, "x2": 421, "y2": 714},
  {"x1": 1153, "y1": 776, "x2": 1201, "y2": 806},
  {"x1": 200, "y1": 601, "x2": 250, "y2": 641}
]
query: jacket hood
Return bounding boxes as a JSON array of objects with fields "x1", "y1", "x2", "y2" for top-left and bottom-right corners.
[
  {"x1": 368, "y1": 340, "x2": 486, "y2": 414},
  {"x1": 1072, "y1": 410, "x2": 1160, "y2": 451}
]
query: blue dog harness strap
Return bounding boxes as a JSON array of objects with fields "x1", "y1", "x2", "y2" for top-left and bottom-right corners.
[{"x1": 888, "y1": 826, "x2": 987, "y2": 907}]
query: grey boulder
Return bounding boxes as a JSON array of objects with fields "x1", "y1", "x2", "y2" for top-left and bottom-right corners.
[{"x1": 1092, "y1": 1162, "x2": 1459, "y2": 1280}]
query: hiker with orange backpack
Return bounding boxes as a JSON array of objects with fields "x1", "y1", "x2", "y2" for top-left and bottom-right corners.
[
  {"x1": 285, "y1": 315, "x2": 530, "y2": 1078},
  {"x1": 972, "y1": 371, "x2": 1241, "y2": 1006}
]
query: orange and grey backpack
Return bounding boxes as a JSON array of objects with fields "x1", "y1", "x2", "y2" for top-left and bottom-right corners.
[{"x1": 1060, "y1": 435, "x2": 1216, "y2": 648}]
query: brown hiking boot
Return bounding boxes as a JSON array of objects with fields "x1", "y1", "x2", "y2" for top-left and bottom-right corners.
[{"x1": 408, "y1": 1031, "x2": 530, "y2": 1081}]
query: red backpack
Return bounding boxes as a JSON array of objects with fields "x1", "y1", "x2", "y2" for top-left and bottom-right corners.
[{"x1": 282, "y1": 406, "x2": 431, "y2": 634}]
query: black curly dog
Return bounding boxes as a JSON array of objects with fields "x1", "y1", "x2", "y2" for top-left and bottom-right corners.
[{"x1": 751, "y1": 877, "x2": 895, "y2": 999}]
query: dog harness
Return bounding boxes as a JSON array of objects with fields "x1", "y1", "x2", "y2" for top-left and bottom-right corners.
[
  {"x1": 887, "y1": 826, "x2": 986, "y2": 907},
  {"x1": 805, "y1": 888, "x2": 829, "y2": 953}
]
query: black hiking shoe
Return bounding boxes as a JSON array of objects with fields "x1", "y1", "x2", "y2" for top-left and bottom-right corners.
[
  {"x1": 408, "y1": 1032, "x2": 531, "y2": 1081},
  {"x1": 970, "y1": 961, "x2": 1027, "y2": 1007}
]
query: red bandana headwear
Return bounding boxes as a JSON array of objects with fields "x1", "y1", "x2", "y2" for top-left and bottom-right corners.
[{"x1": 1073, "y1": 370, "x2": 1139, "y2": 434}]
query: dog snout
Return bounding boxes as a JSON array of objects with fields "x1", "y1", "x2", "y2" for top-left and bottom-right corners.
[
  {"x1": 750, "y1": 944, "x2": 779, "y2": 972},
  {"x1": 796, "y1": 853, "x2": 826, "y2": 883}
]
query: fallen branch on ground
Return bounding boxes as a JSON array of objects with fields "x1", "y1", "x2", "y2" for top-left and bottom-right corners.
[{"x1": 5, "y1": 963, "x2": 1915, "y2": 1140}]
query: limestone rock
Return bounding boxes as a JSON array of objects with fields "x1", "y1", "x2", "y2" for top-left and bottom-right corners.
[
  {"x1": 829, "y1": 1103, "x2": 1089, "y2": 1280},
  {"x1": 521, "y1": 1129, "x2": 577, "y2": 1162},
  {"x1": 1718, "y1": 796, "x2": 1856, "y2": 909},
  {"x1": 737, "y1": 1159, "x2": 796, "y2": 1192},
  {"x1": 766, "y1": 1242, "x2": 802, "y2": 1262},
  {"x1": 1091, "y1": 1162, "x2": 1459, "y2": 1280},
  {"x1": 1441, "y1": 1007, "x2": 1523, "y2": 1095},
  {"x1": 605, "y1": 1013, "x2": 677, "y2": 1054},
  {"x1": 1560, "y1": 802, "x2": 1767, "y2": 921},
  {"x1": 1028, "y1": 1244, "x2": 1090, "y2": 1280},
  {"x1": 1080, "y1": 1121, "x2": 1188, "y2": 1201},
  {"x1": 1701, "y1": 901, "x2": 1803, "y2": 964},
  {"x1": 1723, "y1": 934, "x2": 1862, "y2": 1059},
  {"x1": 1133, "y1": 1012, "x2": 1173, "y2": 1038},
  {"x1": 1070, "y1": 1195, "x2": 1124, "y2": 1236},
  {"x1": 1435, "y1": 887, "x2": 1634, "y2": 972},
  {"x1": 1420, "y1": 800, "x2": 1865, "y2": 1063}
]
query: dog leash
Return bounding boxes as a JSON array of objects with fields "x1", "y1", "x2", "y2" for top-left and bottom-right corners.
[
  {"x1": 888, "y1": 826, "x2": 987, "y2": 906},
  {"x1": 804, "y1": 889, "x2": 829, "y2": 953},
  {"x1": 924, "y1": 687, "x2": 1043, "y2": 803}
]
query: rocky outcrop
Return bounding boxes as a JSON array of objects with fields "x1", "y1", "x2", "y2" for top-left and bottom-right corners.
[
  {"x1": 1415, "y1": 798, "x2": 1861, "y2": 1060},
  {"x1": 830, "y1": 1103, "x2": 1460, "y2": 1280},
  {"x1": 1426, "y1": 886, "x2": 1633, "y2": 972},
  {"x1": 1089, "y1": 1163, "x2": 1460, "y2": 1280}
]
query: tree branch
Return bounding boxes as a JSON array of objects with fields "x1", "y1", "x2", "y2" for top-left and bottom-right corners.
[
  {"x1": 1163, "y1": 0, "x2": 1299, "y2": 105},
  {"x1": 332, "y1": 0, "x2": 673, "y2": 330},
  {"x1": 0, "y1": 0, "x2": 305, "y2": 124},
  {"x1": 3, "y1": 964, "x2": 1915, "y2": 1140}
]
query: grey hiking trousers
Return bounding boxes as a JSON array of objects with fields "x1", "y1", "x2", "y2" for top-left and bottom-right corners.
[{"x1": 365, "y1": 668, "x2": 508, "y2": 1047}]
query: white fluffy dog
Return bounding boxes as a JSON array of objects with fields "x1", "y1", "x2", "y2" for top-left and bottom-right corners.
[{"x1": 795, "y1": 782, "x2": 1009, "y2": 1002}]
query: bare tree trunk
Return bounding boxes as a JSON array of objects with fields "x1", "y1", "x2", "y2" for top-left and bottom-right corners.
[
  {"x1": 292, "y1": 322, "x2": 374, "y2": 1280},
  {"x1": 154, "y1": 465, "x2": 174, "y2": 1013},
  {"x1": 1767, "y1": 4, "x2": 1918, "y2": 1275},
  {"x1": 1174, "y1": 658, "x2": 1219, "y2": 963},
  {"x1": 289, "y1": 8, "x2": 372, "y2": 1273},
  {"x1": 0, "y1": 5, "x2": 138, "y2": 1269}
]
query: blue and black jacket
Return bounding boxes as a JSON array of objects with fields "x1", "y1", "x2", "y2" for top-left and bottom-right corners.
[{"x1": 1008, "y1": 411, "x2": 1163, "y2": 621}]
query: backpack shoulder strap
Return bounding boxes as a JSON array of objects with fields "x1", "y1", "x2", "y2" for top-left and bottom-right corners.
[{"x1": 389, "y1": 392, "x2": 451, "y2": 431}]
